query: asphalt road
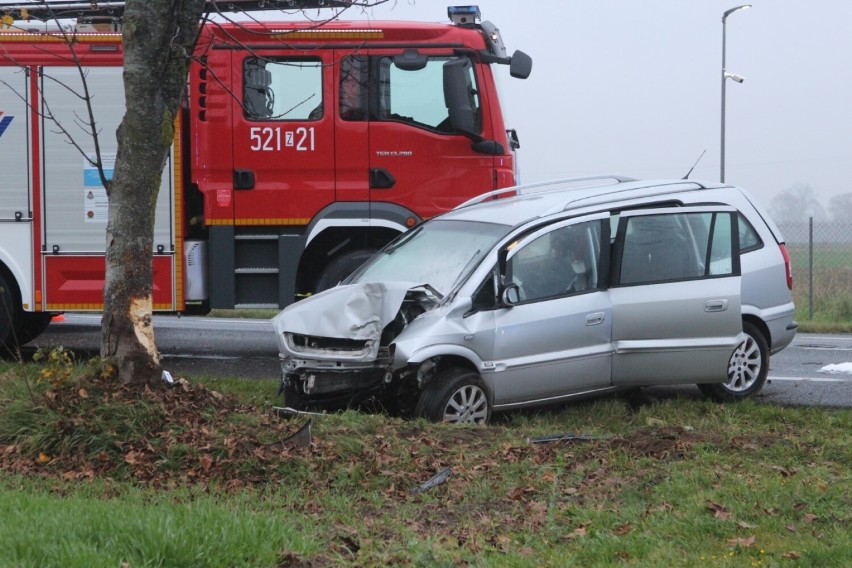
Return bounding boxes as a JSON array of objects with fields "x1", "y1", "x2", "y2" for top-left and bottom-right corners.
[{"x1": 24, "y1": 314, "x2": 852, "y2": 409}]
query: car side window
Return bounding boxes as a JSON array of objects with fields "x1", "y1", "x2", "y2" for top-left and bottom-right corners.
[
  {"x1": 738, "y1": 213, "x2": 763, "y2": 253},
  {"x1": 507, "y1": 220, "x2": 602, "y2": 303},
  {"x1": 617, "y1": 212, "x2": 736, "y2": 285}
]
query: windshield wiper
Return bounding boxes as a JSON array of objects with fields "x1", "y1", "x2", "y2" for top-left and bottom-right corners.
[{"x1": 383, "y1": 226, "x2": 422, "y2": 255}]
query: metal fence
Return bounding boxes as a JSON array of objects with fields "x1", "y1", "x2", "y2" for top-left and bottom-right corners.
[{"x1": 776, "y1": 220, "x2": 852, "y2": 322}]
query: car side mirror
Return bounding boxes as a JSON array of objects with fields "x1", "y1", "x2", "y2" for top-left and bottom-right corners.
[{"x1": 501, "y1": 283, "x2": 520, "y2": 306}]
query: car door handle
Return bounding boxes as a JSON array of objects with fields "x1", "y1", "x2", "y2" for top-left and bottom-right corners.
[
  {"x1": 704, "y1": 299, "x2": 729, "y2": 312},
  {"x1": 586, "y1": 312, "x2": 605, "y2": 326}
]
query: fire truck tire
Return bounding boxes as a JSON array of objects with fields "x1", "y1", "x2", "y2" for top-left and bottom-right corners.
[
  {"x1": 314, "y1": 249, "x2": 376, "y2": 293},
  {"x1": 0, "y1": 273, "x2": 20, "y2": 354},
  {"x1": 15, "y1": 312, "x2": 54, "y2": 345}
]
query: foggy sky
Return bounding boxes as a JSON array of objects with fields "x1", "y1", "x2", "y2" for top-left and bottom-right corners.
[
  {"x1": 6, "y1": 1, "x2": 850, "y2": 210},
  {"x1": 341, "y1": 0, "x2": 852, "y2": 210}
]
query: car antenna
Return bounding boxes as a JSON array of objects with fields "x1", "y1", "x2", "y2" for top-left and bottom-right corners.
[{"x1": 682, "y1": 149, "x2": 706, "y2": 180}]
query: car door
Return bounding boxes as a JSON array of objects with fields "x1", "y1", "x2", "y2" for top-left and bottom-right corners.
[
  {"x1": 486, "y1": 213, "x2": 613, "y2": 406},
  {"x1": 609, "y1": 206, "x2": 743, "y2": 385}
]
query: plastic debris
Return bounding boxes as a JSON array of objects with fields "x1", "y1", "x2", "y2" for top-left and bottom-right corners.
[
  {"x1": 410, "y1": 467, "x2": 451, "y2": 494},
  {"x1": 527, "y1": 433, "x2": 598, "y2": 444},
  {"x1": 282, "y1": 418, "x2": 312, "y2": 449}
]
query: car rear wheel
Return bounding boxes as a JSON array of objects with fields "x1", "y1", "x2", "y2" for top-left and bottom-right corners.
[
  {"x1": 416, "y1": 368, "x2": 491, "y2": 424},
  {"x1": 698, "y1": 321, "x2": 769, "y2": 402}
]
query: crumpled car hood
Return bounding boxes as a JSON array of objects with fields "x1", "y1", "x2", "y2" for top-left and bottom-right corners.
[{"x1": 273, "y1": 281, "x2": 419, "y2": 357}]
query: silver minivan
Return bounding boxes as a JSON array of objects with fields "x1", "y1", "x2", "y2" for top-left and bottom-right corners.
[{"x1": 274, "y1": 176, "x2": 797, "y2": 423}]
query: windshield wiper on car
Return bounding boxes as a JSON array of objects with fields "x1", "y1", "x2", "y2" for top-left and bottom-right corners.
[
  {"x1": 450, "y1": 249, "x2": 482, "y2": 290},
  {"x1": 383, "y1": 226, "x2": 422, "y2": 255}
]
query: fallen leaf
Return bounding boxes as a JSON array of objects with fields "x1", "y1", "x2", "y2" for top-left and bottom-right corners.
[
  {"x1": 612, "y1": 522, "x2": 632, "y2": 536},
  {"x1": 786, "y1": 524, "x2": 797, "y2": 532},
  {"x1": 803, "y1": 513, "x2": 818, "y2": 523},
  {"x1": 727, "y1": 535, "x2": 755, "y2": 547},
  {"x1": 782, "y1": 551, "x2": 801, "y2": 560},
  {"x1": 199, "y1": 454, "x2": 213, "y2": 471},
  {"x1": 37, "y1": 453, "x2": 51, "y2": 464},
  {"x1": 707, "y1": 502, "x2": 731, "y2": 520},
  {"x1": 771, "y1": 465, "x2": 796, "y2": 477},
  {"x1": 508, "y1": 487, "x2": 525, "y2": 501},
  {"x1": 737, "y1": 521, "x2": 757, "y2": 529},
  {"x1": 78, "y1": 388, "x2": 89, "y2": 399}
]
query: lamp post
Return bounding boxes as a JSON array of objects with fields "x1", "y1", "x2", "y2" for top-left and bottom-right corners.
[{"x1": 721, "y1": 4, "x2": 750, "y2": 183}]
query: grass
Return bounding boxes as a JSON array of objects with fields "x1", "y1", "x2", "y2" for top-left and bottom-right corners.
[
  {"x1": 787, "y1": 243, "x2": 852, "y2": 327},
  {"x1": 0, "y1": 358, "x2": 850, "y2": 567}
]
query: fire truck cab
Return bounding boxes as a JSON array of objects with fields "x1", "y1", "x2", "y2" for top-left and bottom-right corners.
[{"x1": 0, "y1": 3, "x2": 532, "y2": 351}]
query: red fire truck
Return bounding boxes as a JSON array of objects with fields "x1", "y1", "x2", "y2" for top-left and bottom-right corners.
[{"x1": 0, "y1": 1, "x2": 531, "y2": 350}]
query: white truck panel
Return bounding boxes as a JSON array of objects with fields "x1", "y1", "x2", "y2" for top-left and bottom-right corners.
[
  {"x1": 0, "y1": 66, "x2": 31, "y2": 221},
  {"x1": 40, "y1": 66, "x2": 175, "y2": 253},
  {"x1": 0, "y1": 223, "x2": 33, "y2": 310}
]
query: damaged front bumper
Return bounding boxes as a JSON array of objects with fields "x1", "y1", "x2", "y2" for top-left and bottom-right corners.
[
  {"x1": 279, "y1": 350, "x2": 396, "y2": 407},
  {"x1": 273, "y1": 281, "x2": 438, "y2": 409}
]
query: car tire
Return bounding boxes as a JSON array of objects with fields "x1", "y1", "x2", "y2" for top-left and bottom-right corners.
[
  {"x1": 314, "y1": 249, "x2": 376, "y2": 293},
  {"x1": 416, "y1": 368, "x2": 491, "y2": 424},
  {"x1": 698, "y1": 321, "x2": 769, "y2": 402}
]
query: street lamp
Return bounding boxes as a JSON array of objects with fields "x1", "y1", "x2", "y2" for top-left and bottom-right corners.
[{"x1": 721, "y1": 4, "x2": 750, "y2": 183}]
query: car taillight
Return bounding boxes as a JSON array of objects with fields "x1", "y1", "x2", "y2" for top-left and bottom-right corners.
[{"x1": 779, "y1": 243, "x2": 793, "y2": 290}]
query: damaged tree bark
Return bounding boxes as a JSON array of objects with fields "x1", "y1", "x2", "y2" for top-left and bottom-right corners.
[{"x1": 101, "y1": 0, "x2": 205, "y2": 385}]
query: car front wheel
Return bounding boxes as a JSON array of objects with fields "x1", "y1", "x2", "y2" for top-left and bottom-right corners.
[
  {"x1": 699, "y1": 321, "x2": 769, "y2": 402},
  {"x1": 416, "y1": 368, "x2": 491, "y2": 424}
]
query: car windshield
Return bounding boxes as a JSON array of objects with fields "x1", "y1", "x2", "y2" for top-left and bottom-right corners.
[{"x1": 346, "y1": 219, "x2": 512, "y2": 296}]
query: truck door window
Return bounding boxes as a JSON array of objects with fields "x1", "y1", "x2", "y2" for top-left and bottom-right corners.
[
  {"x1": 340, "y1": 55, "x2": 369, "y2": 120},
  {"x1": 376, "y1": 55, "x2": 480, "y2": 133},
  {"x1": 243, "y1": 57, "x2": 323, "y2": 120}
]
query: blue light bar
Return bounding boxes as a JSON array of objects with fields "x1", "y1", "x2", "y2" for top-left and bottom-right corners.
[{"x1": 447, "y1": 5, "x2": 481, "y2": 25}]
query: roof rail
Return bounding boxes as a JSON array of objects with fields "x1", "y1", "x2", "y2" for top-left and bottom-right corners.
[{"x1": 452, "y1": 174, "x2": 635, "y2": 211}]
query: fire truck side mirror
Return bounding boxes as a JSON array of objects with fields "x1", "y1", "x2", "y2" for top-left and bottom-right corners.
[
  {"x1": 443, "y1": 59, "x2": 477, "y2": 136},
  {"x1": 509, "y1": 50, "x2": 532, "y2": 79}
]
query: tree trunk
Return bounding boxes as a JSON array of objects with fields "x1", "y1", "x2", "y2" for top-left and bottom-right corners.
[{"x1": 101, "y1": 0, "x2": 205, "y2": 385}]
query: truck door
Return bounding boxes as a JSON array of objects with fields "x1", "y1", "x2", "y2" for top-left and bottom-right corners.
[
  {"x1": 365, "y1": 52, "x2": 495, "y2": 218},
  {"x1": 609, "y1": 206, "x2": 743, "y2": 385},
  {"x1": 231, "y1": 52, "x2": 335, "y2": 224}
]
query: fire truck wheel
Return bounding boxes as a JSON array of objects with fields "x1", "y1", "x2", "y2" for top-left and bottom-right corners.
[
  {"x1": 314, "y1": 249, "x2": 376, "y2": 293},
  {"x1": 0, "y1": 273, "x2": 19, "y2": 353},
  {"x1": 15, "y1": 312, "x2": 54, "y2": 345}
]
